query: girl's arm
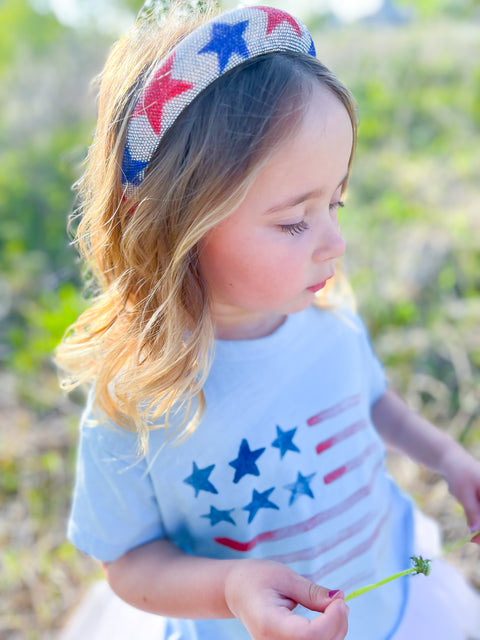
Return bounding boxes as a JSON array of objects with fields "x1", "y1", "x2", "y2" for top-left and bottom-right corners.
[
  {"x1": 102, "y1": 538, "x2": 349, "y2": 640},
  {"x1": 372, "y1": 389, "x2": 480, "y2": 537}
]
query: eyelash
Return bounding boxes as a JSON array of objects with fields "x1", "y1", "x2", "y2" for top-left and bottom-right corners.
[
  {"x1": 279, "y1": 201, "x2": 345, "y2": 236},
  {"x1": 280, "y1": 220, "x2": 310, "y2": 236}
]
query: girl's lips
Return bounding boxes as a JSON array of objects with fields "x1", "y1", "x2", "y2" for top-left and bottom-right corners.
[{"x1": 307, "y1": 280, "x2": 328, "y2": 293}]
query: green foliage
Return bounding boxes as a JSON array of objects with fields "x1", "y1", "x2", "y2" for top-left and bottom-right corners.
[
  {"x1": 7, "y1": 282, "x2": 86, "y2": 376},
  {"x1": 0, "y1": 127, "x2": 89, "y2": 272},
  {"x1": 140, "y1": 0, "x2": 220, "y2": 19},
  {"x1": 0, "y1": 0, "x2": 63, "y2": 74},
  {"x1": 0, "y1": 0, "x2": 105, "y2": 408},
  {"x1": 397, "y1": 0, "x2": 480, "y2": 19}
]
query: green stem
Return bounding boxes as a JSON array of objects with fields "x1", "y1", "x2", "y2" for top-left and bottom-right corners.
[
  {"x1": 344, "y1": 529, "x2": 480, "y2": 603},
  {"x1": 345, "y1": 568, "x2": 416, "y2": 601},
  {"x1": 442, "y1": 529, "x2": 480, "y2": 555}
]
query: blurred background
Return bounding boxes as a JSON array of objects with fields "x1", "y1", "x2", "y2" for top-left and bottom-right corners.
[{"x1": 0, "y1": 0, "x2": 479, "y2": 637}]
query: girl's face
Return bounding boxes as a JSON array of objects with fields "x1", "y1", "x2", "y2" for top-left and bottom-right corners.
[{"x1": 198, "y1": 84, "x2": 353, "y2": 340}]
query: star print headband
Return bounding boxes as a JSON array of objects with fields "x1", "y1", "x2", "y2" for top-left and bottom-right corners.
[{"x1": 121, "y1": 5, "x2": 316, "y2": 195}]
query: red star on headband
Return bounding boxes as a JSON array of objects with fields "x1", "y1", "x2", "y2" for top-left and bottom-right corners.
[
  {"x1": 134, "y1": 55, "x2": 193, "y2": 136},
  {"x1": 257, "y1": 6, "x2": 302, "y2": 37}
]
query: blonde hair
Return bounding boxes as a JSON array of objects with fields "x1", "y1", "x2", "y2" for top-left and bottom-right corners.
[{"x1": 55, "y1": 4, "x2": 358, "y2": 451}]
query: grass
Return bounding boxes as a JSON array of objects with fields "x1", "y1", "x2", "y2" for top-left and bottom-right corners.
[{"x1": 0, "y1": 371, "x2": 102, "y2": 640}]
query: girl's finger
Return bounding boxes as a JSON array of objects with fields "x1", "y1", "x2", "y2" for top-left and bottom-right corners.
[
  {"x1": 288, "y1": 573, "x2": 345, "y2": 613},
  {"x1": 309, "y1": 598, "x2": 349, "y2": 640},
  {"x1": 262, "y1": 598, "x2": 349, "y2": 640}
]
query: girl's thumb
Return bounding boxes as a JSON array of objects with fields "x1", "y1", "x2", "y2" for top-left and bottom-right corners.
[{"x1": 293, "y1": 575, "x2": 345, "y2": 612}]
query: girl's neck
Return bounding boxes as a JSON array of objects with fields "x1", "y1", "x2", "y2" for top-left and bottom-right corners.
[{"x1": 212, "y1": 308, "x2": 287, "y2": 341}]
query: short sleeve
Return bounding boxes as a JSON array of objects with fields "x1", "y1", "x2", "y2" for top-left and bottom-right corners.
[
  {"x1": 67, "y1": 394, "x2": 165, "y2": 562},
  {"x1": 340, "y1": 308, "x2": 387, "y2": 406}
]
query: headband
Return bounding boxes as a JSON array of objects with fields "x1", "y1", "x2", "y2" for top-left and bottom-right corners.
[{"x1": 121, "y1": 5, "x2": 316, "y2": 195}]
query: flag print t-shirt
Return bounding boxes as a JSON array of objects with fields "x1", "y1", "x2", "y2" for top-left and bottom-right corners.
[{"x1": 68, "y1": 305, "x2": 414, "y2": 640}]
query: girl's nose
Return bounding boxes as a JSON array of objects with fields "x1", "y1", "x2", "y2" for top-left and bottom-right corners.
[{"x1": 312, "y1": 219, "x2": 346, "y2": 263}]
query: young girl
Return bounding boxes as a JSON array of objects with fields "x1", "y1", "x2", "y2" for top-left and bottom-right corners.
[{"x1": 58, "y1": 4, "x2": 480, "y2": 639}]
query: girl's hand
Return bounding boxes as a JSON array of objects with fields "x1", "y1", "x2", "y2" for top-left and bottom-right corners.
[
  {"x1": 440, "y1": 446, "x2": 480, "y2": 543},
  {"x1": 224, "y1": 558, "x2": 349, "y2": 640}
]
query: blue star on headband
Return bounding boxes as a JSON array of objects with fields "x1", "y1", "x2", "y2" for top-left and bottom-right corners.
[
  {"x1": 121, "y1": 145, "x2": 149, "y2": 186},
  {"x1": 198, "y1": 20, "x2": 250, "y2": 73}
]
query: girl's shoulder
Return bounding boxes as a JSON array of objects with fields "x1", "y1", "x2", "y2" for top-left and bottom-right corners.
[
  {"x1": 77, "y1": 388, "x2": 142, "y2": 458},
  {"x1": 77, "y1": 387, "x2": 188, "y2": 458},
  {"x1": 306, "y1": 305, "x2": 381, "y2": 369}
]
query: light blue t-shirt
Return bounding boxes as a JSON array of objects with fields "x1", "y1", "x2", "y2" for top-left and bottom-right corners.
[{"x1": 68, "y1": 306, "x2": 414, "y2": 639}]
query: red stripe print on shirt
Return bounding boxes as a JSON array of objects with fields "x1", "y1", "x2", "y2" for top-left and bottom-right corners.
[
  {"x1": 323, "y1": 442, "x2": 380, "y2": 485},
  {"x1": 214, "y1": 460, "x2": 382, "y2": 552},
  {"x1": 307, "y1": 394, "x2": 362, "y2": 427},
  {"x1": 264, "y1": 510, "x2": 374, "y2": 564},
  {"x1": 315, "y1": 419, "x2": 367, "y2": 455},
  {"x1": 303, "y1": 507, "x2": 390, "y2": 583}
]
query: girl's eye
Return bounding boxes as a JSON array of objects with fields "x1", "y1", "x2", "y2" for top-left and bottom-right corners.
[
  {"x1": 330, "y1": 201, "x2": 345, "y2": 211},
  {"x1": 279, "y1": 220, "x2": 310, "y2": 236}
]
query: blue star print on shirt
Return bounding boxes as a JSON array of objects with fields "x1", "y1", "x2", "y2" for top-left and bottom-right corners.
[
  {"x1": 202, "y1": 506, "x2": 236, "y2": 526},
  {"x1": 243, "y1": 487, "x2": 279, "y2": 523},
  {"x1": 229, "y1": 438, "x2": 265, "y2": 483},
  {"x1": 184, "y1": 462, "x2": 218, "y2": 497},
  {"x1": 198, "y1": 20, "x2": 250, "y2": 73},
  {"x1": 284, "y1": 471, "x2": 316, "y2": 506},
  {"x1": 271, "y1": 426, "x2": 300, "y2": 458}
]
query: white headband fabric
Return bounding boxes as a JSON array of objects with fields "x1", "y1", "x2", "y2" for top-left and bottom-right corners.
[{"x1": 121, "y1": 5, "x2": 316, "y2": 194}]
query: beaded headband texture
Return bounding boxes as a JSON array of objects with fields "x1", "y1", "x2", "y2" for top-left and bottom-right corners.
[{"x1": 121, "y1": 5, "x2": 316, "y2": 194}]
